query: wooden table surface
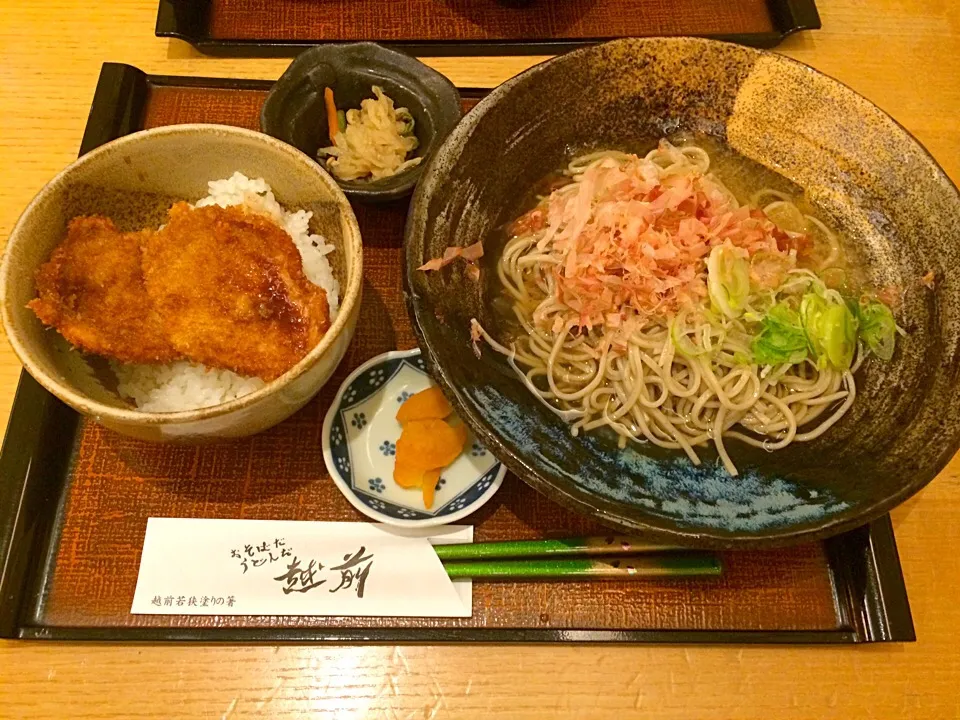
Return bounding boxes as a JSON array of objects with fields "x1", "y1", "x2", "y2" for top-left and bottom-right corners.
[{"x1": 1, "y1": 1, "x2": 959, "y2": 717}]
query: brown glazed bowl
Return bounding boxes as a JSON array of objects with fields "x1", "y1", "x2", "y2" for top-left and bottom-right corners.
[
  {"x1": 405, "y1": 37, "x2": 960, "y2": 547},
  {"x1": 1, "y1": 124, "x2": 363, "y2": 442}
]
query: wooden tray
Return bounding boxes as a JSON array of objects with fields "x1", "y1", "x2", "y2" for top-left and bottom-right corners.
[
  {"x1": 155, "y1": 0, "x2": 821, "y2": 56},
  {"x1": 0, "y1": 63, "x2": 914, "y2": 643}
]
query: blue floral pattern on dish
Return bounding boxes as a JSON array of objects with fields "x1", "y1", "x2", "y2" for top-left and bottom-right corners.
[
  {"x1": 433, "y1": 465, "x2": 501, "y2": 515},
  {"x1": 379, "y1": 440, "x2": 396, "y2": 457},
  {"x1": 324, "y1": 349, "x2": 506, "y2": 524},
  {"x1": 341, "y1": 359, "x2": 406, "y2": 411},
  {"x1": 330, "y1": 421, "x2": 344, "y2": 447}
]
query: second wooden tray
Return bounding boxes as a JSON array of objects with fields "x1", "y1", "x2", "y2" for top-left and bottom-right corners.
[{"x1": 156, "y1": 0, "x2": 821, "y2": 56}]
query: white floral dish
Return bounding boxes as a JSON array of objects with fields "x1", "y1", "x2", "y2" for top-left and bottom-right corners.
[{"x1": 322, "y1": 349, "x2": 506, "y2": 527}]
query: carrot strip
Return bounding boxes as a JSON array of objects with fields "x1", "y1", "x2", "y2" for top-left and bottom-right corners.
[
  {"x1": 323, "y1": 87, "x2": 339, "y2": 143},
  {"x1": 396, "y1": 419, "x2": 464, "y2": 470},
  {"x1": 391, "y1": 389, "x2": 471, "y2": 509},
  {"x1": 422, "y1": 469, "x2": 441, "y2": 509},
  {"x1": 396, "y1": 386, "x2": 452, "y2": 425},
  {"x1": 393, "y1": 459, "x2": 424, "y2": 489}
]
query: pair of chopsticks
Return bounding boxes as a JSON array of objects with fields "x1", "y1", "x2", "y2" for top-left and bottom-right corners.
[{"x1": 435, "y1": 536, "x2": 722, "y2": 581}]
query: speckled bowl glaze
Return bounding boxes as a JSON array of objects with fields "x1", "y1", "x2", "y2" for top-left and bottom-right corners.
[
  {"x1": 1, "y1": 124, "x2": 363, "y2": 442},
  {"x1": 261, "y1": 42, "x2": 462, "y2": 202},
  {"x1": 405, "y1": 37, "x2": 960, "y2": 547}
]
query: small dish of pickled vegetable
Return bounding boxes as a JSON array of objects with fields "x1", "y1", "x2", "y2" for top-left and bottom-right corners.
[
  {"x1": 260, "y1": 42, "x2": 462, "y2": 202},
  {"x1": 322, "y1": 349, "x2": 506, "y2": 527}
]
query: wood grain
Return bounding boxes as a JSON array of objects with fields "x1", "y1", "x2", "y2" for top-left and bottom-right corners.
[{"x1": 1, "y1": 0, "x2": 959, "y2": 718}]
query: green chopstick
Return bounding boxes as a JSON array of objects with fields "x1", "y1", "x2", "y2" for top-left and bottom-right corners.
[
  {"x1": 433, "y1": 536, "x2": 721, "y2": 581},
  {"x1": 432, "y1": 535, "x2": 683, "y2": 562},
  {"x1": 442, "y1": 553, "x2": 722, "y2": 581}
]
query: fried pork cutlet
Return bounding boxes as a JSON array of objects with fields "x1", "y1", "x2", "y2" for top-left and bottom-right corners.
[
  {"x1": 27, "y1": 216, "x2": 179, "y2": 364},
  {"x1": 142, "y1": 203, "x2": 331, "y2": 381}
]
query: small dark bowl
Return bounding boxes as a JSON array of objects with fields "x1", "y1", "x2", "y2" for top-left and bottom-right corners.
[
  {"x1": 261, "y1": 43, "x2": 461, "y2": 203},
  {"x1": 405, "y1": 37, "x2": 960, "y2": 548}
]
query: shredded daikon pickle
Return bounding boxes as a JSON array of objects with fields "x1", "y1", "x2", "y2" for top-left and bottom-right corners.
[{"x1": 319, "y1": 86, "x2": 422, "y2": 181}]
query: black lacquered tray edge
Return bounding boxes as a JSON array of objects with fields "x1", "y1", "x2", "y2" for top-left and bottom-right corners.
[
  {"x1": 0, "y1": 62, "x2": 912, "y2": 644},
  {"x1": 154, "y1": 0, "x2": 821, "y2": 57}
]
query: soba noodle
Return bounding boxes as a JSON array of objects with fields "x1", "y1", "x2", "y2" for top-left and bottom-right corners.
[{"x1": 472, "y1": 140, "x2": 897, "y2": 476}]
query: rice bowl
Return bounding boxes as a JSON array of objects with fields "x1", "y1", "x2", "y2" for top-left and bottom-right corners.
[
  {"x1": 113, "y1": 172, "x2": 341, "y2": 413},
  {"x1": 1, "y1": 124, "x2": 363, "y2": 442}
]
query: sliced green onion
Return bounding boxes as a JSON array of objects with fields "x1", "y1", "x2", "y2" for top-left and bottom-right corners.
[
  {"x1": 800, "y1": 293, "x2": 857, "y2": 370},
  {"x1": 857, "y1": 300, "x2": 897, "y2": 361},
  {"x1": 751, "y1": 303, "x2": 809, "y2": 366},
  {"x1": 707, "y1": 244, "x2": 750, "y2": 319},
  {"x1": 822, "y1": 303, "x2": 858, "y2": 370},
  {"x1": 800, "y1": 293, "x2": 828, "y2": 363}
]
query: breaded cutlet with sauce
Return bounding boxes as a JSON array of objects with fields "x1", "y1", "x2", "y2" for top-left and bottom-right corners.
[
  {"x1": 141, "y1": 203, "x2": 331, "y2": 381},
  {"x1": 28, "y1": 216, "x2": 179, "y2": 364}
]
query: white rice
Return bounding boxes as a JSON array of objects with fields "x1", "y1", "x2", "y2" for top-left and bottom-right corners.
[{"x1": 115, "y1": 172, "x2": 340, "y2": 413}]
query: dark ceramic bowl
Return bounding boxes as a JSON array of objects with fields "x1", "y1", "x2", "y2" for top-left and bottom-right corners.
[
  {"x1": 261, "y1": 43, "x2": 462, "y2": 203},
  {"x1": 404, "y1": 37, "x2": 960, "y2": 548}
]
